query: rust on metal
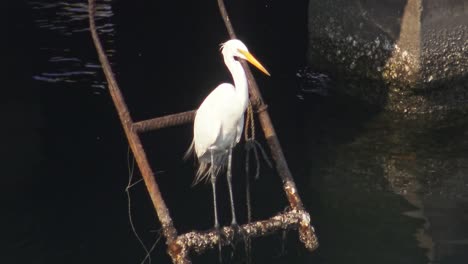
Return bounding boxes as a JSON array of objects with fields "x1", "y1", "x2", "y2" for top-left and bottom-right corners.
[
  {"x1": 133, "y1": 110, "x2": 196, "y2": 133},
  {"x1": 168, "y1": 242, "x2": 189, "y2": 264},
  {"x1": 284, "y1": 181, "x2": 302, "y2": 210},
  {"x1": 254, "y1": 103, "x2": 269, "y2": 114},
  {"x1": 294, "y1": 207, "x2": 319, "y2": 251},
  {"x1": 88, "y1": 0, "x2": 177, "y2": 243}
]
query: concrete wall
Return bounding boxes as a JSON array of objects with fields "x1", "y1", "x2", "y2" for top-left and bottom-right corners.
[{"x1": 307, "y1": 0, "x2": 468, "y2": 113}]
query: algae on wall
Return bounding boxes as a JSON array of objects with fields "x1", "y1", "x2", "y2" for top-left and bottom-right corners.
[{"x1": 307, "y1": 0, "x2": 468, "y2": 114}]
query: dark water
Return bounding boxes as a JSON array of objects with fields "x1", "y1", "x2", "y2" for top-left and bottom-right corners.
[{"x1": 4, "y1": 0, "x2": 468, "y2": 263}]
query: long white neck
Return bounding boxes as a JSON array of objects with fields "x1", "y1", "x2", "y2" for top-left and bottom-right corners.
[{"x1": 225, "y1": 56, "x2": 249, "y2": 112}]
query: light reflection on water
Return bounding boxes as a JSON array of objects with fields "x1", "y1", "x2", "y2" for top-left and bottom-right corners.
[
  {"x1": 29, "y1": 0, "x2": 114, "y2": 94},
  {"x1": 300, "y1": 98, "x2": 468, "y2": 263}
]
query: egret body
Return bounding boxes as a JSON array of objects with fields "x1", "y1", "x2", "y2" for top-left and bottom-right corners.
[{"x1": 186, "y1": 39, "x2": 270, "y2": 232}]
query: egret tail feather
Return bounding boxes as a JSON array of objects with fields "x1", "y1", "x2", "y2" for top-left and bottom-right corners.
[
  {"x1": 184, "y1": 140, "x2": 195, "y2": 161},
  {"x1": 193, "y1": 162, "x2": 224, "y2": 186}
]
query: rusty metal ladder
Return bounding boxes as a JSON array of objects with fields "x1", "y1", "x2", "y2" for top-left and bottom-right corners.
[{"x1": 88, "y1": 0, "x2": 318, "y2": 263}]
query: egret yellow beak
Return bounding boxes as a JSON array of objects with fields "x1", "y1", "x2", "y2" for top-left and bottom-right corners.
[{"x1": 238, "y1": 49, "x2": 271, "y2": 76}]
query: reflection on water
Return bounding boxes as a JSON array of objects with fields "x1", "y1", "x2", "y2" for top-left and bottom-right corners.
[
  {"x1": 5, "y1": 1, "x2": 119, "y2": 263},
  {"x1": 296, "y1": 67, "x2": 331, "y2": 98},
  {"x1": 29, "y1": 0, "x2": 114, "y2": 94},
  {"x1": 302, "y1": 98, "x2": 468, "y2": 263}
]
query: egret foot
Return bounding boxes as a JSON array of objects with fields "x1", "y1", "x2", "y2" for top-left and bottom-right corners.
[
  {"x1": 227, "y1": 222, "x2": 249, "y2": 261},
  {"x1": 229, "y1": 222, "x2": 248, "y2": 247},
  {"x1": 214, "y1": 224, "x2": 223, "y2": 263}
]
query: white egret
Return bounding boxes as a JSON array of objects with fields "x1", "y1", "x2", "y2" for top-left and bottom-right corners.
[{"x1": 186, "y1": 39, "x2": 270, "y2": 234}]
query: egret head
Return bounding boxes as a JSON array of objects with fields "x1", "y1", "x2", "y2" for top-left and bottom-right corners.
[{"x1": 221, "y1": 39, "x2": 270, "y2": 76}]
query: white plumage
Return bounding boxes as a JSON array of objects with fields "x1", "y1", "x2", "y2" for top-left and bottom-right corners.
[
  {"x1": 185, "y1": 39, "x2": 269, "y2": 232},
  {"x1": 186, "y1": 39, "x2": 269, "y2": 183}
]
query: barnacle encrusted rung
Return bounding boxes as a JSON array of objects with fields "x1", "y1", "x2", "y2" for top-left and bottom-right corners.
[{"x1": 168, "y1": 209, "x2": 318, "y2": 263}]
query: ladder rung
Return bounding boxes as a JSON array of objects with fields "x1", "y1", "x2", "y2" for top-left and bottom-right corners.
[
  {"x1": 133, "y1": 110, "x2": 196, "y2": 133},
  {"x1": 168, "y1": 209, "x2": 318, "y2": 261}
]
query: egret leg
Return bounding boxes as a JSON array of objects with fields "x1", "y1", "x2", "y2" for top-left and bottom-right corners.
[
  {"x1": 227, "y1": 146, "x2": 247, "y2": 257},
  {"x1": 226, "y1": 147, "x2": 237, "y2": 226},
  {"x1": 211, "y1": 162, "x2": 219, "y2": 229},
  {"x1": 210, "y1": 151, "x2": 222, "y2": 262}
]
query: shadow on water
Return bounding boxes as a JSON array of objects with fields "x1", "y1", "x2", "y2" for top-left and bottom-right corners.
[{"x1": 4, "y1": 0, "x2": 468, "y2": 264}]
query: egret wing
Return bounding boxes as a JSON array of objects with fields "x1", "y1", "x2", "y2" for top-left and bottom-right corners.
[
  {"x1": 235, "y1": 113, "x2": 244, "y2": 144},
  {"x1": 193, "y1": 83, "x2": 236, "y2": 158}
]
